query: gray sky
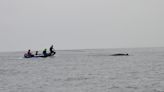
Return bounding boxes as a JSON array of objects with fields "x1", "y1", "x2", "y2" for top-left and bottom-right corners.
[{"x1": 0, "y1": 0, "x2": 164, "y2": 52}]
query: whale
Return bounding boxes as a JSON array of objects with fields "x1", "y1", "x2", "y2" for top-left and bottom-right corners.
[{"x1": 110, "y1": 53, "x2": 129, "y2": 56}]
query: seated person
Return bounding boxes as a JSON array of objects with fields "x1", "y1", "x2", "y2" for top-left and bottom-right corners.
[
  {"x1": 43, "y1": 49, "x2": 48, "y2": 57},
  {"x1": 35, "y1": 51, "x2": 38, "y2": 55}
]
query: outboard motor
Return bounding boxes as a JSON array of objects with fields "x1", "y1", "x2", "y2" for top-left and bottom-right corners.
[
  {"x1": 24, "y1": 53, "x2": 29, "y2": 58},
  {"x1": 24, "y1": 53, "x2": 32, "y2": 58}
]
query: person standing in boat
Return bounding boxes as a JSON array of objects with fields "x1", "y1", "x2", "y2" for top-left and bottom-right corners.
[{"x1": 49, "y1": 45, "x2": 55, "y2": 54}]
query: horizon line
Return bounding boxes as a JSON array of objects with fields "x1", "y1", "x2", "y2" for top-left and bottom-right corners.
[{"x1": 0, "y1": 46, "x2": 164, "y2": 53}]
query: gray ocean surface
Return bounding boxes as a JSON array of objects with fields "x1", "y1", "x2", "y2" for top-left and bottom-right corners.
[{"x1": 0, "y1": 47, "x2": 164, "y2": 92}]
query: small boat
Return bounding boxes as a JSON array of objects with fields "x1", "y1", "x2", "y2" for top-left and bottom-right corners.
[{"x1": 24, "y1": 52, "x2": 56, "y2": 58}]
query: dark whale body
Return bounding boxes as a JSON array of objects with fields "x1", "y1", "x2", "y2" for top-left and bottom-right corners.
[{"x1": 110, "y1": 53, "x2": 129, "y2": 56}]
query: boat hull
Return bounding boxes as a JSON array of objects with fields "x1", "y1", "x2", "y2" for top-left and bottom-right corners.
[{"x1": 24, "y1": 52, "x2": 56, "y2": 58}]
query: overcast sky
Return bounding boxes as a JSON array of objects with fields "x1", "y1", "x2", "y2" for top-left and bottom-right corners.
[{"x1": 0, "y1": 0, "x2": 164, "y2": 52}]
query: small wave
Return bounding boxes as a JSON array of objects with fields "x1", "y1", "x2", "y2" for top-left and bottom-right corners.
[
  {"x1": 65, "y1": 76, "x2": 90, "y2": 81},
  {"x1": 108, "y1": 86, "x2": 120, "y2": 89},
  {"x1": 126, "y1": 86, "x2": 138, "y2": 89}
]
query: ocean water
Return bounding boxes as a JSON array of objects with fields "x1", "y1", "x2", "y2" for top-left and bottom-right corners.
[{"x1": 0, "y1": 47, "x2": 164, "y2": 92}]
